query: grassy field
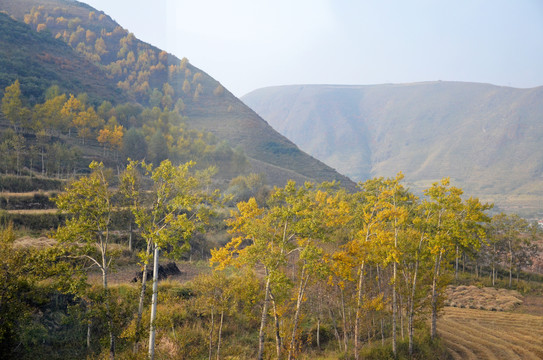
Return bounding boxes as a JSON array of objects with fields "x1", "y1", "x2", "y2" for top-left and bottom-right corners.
[{"x1": 438, "y1": 305, "x2": 543, "y2": 359}]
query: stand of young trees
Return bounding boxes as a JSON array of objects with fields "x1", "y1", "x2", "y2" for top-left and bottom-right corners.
[
  {"x1": 3, "y1": 159, "x2": 542, "y2": 359},
  {"x1": 211, "y1": 174, "x2": 493, "y2": 359}
]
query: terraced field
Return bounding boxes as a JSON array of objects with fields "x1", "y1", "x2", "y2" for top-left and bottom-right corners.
[{"x1": 438, "y1": 306, "x2": 543, "y2": 359}]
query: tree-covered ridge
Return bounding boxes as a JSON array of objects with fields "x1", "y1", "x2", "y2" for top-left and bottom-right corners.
[
  {"x1": 0, "y1": 0, "x2": 355, "y2": 186},
  {"x1": 0, "y1": 11, "x2": 125, "y2": 105},
  {"x1": 19, "y1": 3, "x2": 221, "y2": 109}
]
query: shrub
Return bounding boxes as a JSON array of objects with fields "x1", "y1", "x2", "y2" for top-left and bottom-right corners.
[{"x1": 0, "y1": 175, "x2": 65, "y2": 192}]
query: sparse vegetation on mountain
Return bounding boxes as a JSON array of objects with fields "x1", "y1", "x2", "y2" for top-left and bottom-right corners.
[{"x1": 242, "y1": 83, "x2": 543, "y2": 217}]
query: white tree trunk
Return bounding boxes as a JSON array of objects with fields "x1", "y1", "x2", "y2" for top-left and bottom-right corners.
[{"x1": 148, "y1": 245, "x2": 160, "y2": 360}]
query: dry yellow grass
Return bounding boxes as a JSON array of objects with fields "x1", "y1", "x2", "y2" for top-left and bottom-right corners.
[
  {"x1": 438, "y1": 306, "x2": 543, "y2": 360},
  {"x1": 445, "y1": 285, "x2": 523, "y2": 311},
  {"x1": 6, "y1": 208, "x2": 59, "y2": 214},
  {"x1": 13, "y1": 236, "x2": 56, "y2": 249},
  {"x1": 0, "y1": 191, "x2": 57, "y2": 197}
]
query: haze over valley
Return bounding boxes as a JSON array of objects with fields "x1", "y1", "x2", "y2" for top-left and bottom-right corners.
[{"x1": 242, "y1": 82, "x2": 543, "y2": 217}]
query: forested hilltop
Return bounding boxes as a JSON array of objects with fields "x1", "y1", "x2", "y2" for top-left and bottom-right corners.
[
  {"x1": 0, "y1": 1, "x2": 543, "y2": 359},
  {"x1": 0, "y1": 0, "x2": 353, "y2": 187}
]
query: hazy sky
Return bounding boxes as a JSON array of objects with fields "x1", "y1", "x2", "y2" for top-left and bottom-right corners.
[{"x1": 83, "y1": 0, "x2": 543, "y2": 97}]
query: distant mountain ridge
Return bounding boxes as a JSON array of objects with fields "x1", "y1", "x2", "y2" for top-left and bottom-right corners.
[{"x1": 242, "y1": 82, "x2": 543, "y2": 216}]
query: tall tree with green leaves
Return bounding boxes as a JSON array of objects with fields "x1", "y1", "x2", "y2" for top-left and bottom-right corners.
[
  {"x1": 211, "y1": 194, "x2": 290, "y2": 360},
  {"x1": 346, "y1": 177, "x2": 391, "y2": 360},
  {"x1": 375, "y1": 173, "x2": 411, "y2": 357},
  {"x1": 122, "y1": 159, "x2": 218, "y2": 359},
  {"x1": 212, "y1": 181, "x2": 350, "y2": 360},
  {"x1": 55, "y1": 161, "x2": 119, "y2": 359},
  {"x1": 422, "y1": 178, "x2": 490, "y2": 340},
  {"x1": 1, "y1": 80, "x2": 25, "y2": 131}
]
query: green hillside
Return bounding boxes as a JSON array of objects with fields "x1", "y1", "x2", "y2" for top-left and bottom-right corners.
[
  {"x1": 242, "y1": 82, "x2": 543, "y2": 217},
  {"x1": 0, "y1": 12, "x2": 125, "y2": 105},
  {"x1": 0, "y1": 0, "x2": 353, "y2": 187}
]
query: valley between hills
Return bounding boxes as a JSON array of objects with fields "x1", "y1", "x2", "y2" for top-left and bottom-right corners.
[{"x1": 242, "y1": 82, "x2": 543, "y2": 219}]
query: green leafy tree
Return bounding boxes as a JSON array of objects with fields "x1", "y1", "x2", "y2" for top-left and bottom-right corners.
[
  {"x1": 61, "y1": 94, "x2": 84, "y2": 136},
  {"x1": 122, "y1": 159, "x2": 218, "y2": 359},
  {"x1": 182, "y1": 79, "x2": 191, "y2": 95},
  {"x1": 422, "y1": 178, "x2": 490, "y2": 340},
  {"x1": 212, "y1": 181, "x2": 350, "y2": 360},
  {"x1": 55, "y1": 162, "x2": 120, "y2": 358},
  {"x1": 122, "y1": 127, "x2": 147, "y2": 160},
  {"x1": 0, "y1": 223, "x2": 33, "y2": 355},
  {"x1": 148, "y1": 130, "x2": 169, "y2": 165},
  {"x1": 33, "y1": 94, "x2": 67, "y2": 135},
  {"x1": 148, "y1": 88, "x2": 163, "y2": 108},
  {"x1": 2, "y1": 80, "x2": 25, "y2": 131},
  {"x1": 73, "y1": 106, "x2": 104, "y2": 144}
]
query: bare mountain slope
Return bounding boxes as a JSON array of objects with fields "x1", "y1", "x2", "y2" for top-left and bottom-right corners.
[{"x1": 242, "y1": 82, "x2": 543, "y2": 216}]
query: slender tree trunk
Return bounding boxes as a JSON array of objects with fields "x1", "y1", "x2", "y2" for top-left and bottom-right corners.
[
  {"x1": 257, "y1": 276, "x2": 271, "y2": 360},
  {"x1": 430, "y1": 251, "x2": 442, "y2": 340},
  {"x1": 316, "y1": 317, "x2": 321, "y2": 349},
  {"x1": 87, "y1": 318, "x2": 92, "y2": 350},
  {"x1": 16, "y1": 150, "x2": 19, "y2": 176},
  {"x1": 339, "y1": 286, "x2": 348, "y2": 352},
  {"x1": 354, "y1": 262, "x2": 365, "y2": 360},
  {"x1": 102, "y1": 268, "x2": 115, "y2": 359},
  {"x1": 41, "y1": 147, "x2": 45, "y2": 174},
  {"x1": 392, "y1": 260, "x2": 397, "y2": 357},
  {"x1": 269, "y1": 290, "x2": 282, "y2": 359},
  {"x1": 492, "y1": 264, "x2": 496, "y2": 286},
  {"x1": 408, "y1": 257, "x2": 419, "y2": 355},
  {"x1": 148, "y1": 245, "x2": 160, "y2": 360},
  {"x1": 376, "y1": 265, "x2": 385, "y2": 346},
  {"x1": 287, "y1": 270, "x2": 310, "y2": 360},
  {"x1": 509, "y1": 249, "x2": 513, "y2": 288},
  {"x1": 399, "y1": 291, "x2": 404, "y2": 340},
  {"x1": 216, "y1": 310, "x2": 224, "y2": 360},
  {"x1": 134, "y1": 241, "x2": 152, "y2": 353},
  {"x1": 128, "y1": 220, "x2": 133, "y2": 253},
  {"x1": 208, "y1": 310, "x2": 214, "y2": 360},
  {"x1": 316, "y1": 288, "x2": 322, "y2": 349},
  {"x1": 327, "y1": 306, "x2": 342, "y2": 352},
  {"x1": 455, "y1": 245, "x2": 459, "y2": 280}
]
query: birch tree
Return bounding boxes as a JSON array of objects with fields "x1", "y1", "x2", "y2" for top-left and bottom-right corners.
[
  {"x1": 122, "y1": 159, "x2": 218, "y2": 359},
  {"x1": 422, "y1": 178, "x2": 490, "y2": 340},
  {"x1": 55, "y1": 161, "x2": 118, "y2": 359}
]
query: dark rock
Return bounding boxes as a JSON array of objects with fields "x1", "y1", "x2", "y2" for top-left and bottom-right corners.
[{"x1": 132, "y1": 262, "x2": 181, "y2": 282}]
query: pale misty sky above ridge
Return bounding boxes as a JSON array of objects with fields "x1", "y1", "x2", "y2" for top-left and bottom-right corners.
[{"x1": 83, "y1": 0, "x2": 543, "y2": 97}]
